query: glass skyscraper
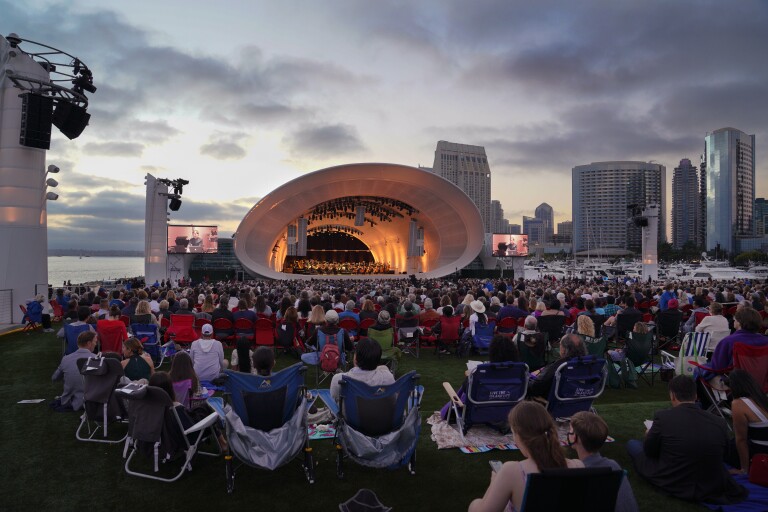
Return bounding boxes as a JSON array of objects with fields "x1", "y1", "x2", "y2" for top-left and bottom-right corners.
[{"x1": 705, "y1": 127, "x2": 756, "y2": 253}]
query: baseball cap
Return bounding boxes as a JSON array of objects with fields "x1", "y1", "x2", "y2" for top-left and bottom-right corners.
[
  {"x1": 201, "y1": 324, "x2": 214, "y2": 335},
  {"x1": 668, "y1": 298, "x2": 679, "y2": 309}
]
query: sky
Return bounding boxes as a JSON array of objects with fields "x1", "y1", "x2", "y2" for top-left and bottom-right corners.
[{"x1": 3, "y1": 0, "x2": 768, "y2": 250}]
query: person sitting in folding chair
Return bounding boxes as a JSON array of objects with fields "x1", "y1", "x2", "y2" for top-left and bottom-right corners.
[
  {"x1": 724, "y1": 369, "x2": 768, "y2": 475},
  {"x1": 568, "y1": 412, "x2": 639, "y2": 512},
  {"x1": 528, "y1": 334, "x2": 586, "y2": 400},
  {"x1": 709, "y1": 307, "x2": 767, "y2": 373},
  {"x1": 51, "y1": 331, "x2": 98, "y2": 412},
  {"x1": 330, "y1": 338, "x2": 394, "y2": 404},
  {"x1": 468, "y1": 401, "x2": 584, "y2": 512}
]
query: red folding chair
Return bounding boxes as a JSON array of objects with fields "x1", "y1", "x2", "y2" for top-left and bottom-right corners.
[
  {"x1": 338, "y1": 318, "x2": 359, "y2": 340},
  {"x1": 193, "y1": 317, "x2": 210, "y2": 337},
  {"x1": 437, "y1": 315, "x2": 462, "y2": 355},
  {"x1": 359, "y1": 317, "x2": 376, "y2": 336},
  {"x1": 419, "y1": 317, "x2": 440, "y2": 347},
  {"x1": 495, "y1": 316, "x2": 517, "y2": 337},
  {"x1": 165, "y1": 314, "x2": 196, "y2": 346},
  {"x1": 213, "y1": 318, "x2": 236, "y2": 346},
  {"x1": 733, "y1": 343, "x2": 768, "y2": 393},
  {"x1": 234, "y1": 318, "x2": 255, "y2": 342},
  {"x1": 694, "y1": 311, "x2": 711, "y2": 326},
  {"x1": 50, "y1": 299, "x2": 64, "y2": 322},
  {"x1": 119, "y1": 315, "x2": 130, "y2": 328},
  {"x1": 254, "y1": 317, "x2": 275, "y2": 348},
  {"x1": 97, "y1": 319, "x2": 129, "y2": 354},
  {"x1": 19, "y1": 305, "x2": 39, "y2": 333}
]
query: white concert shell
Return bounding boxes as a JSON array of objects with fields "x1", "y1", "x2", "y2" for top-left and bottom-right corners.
[{"x1": 234, "y1": 163, "x2": 484, "y2": 279}]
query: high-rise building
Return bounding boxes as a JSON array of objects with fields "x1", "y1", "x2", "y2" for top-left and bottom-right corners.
[
  {"x1": 432, "y1": 141, "x2": 491, "y2": 232},
  {"x1": 705, "y1": 127, "x2": 756, "y2": 253},
  {"x1": 523, "y1": 216, "x2": 547, "y2": 246},
  {"x1": 534, "y1": 203, "x2": 554, "y2": 243},
  {"x1": 557, "y1": 220, "x2": 573, "y2": 243},
  {"x1": 755, "y1": 198, "x2": 768, "y2": 236},
  {"x1": 491, "y1": 200, "x2": 510, "y2": 233},
  {"x1": 698, "y1": 152, "x2": 707, "y2": 248},
  {"x1": 672, "y1": 158, "x2": 700, "y2": 249},
  {"x1": 572, "y1": 161, "x2": 666, "y2": 254},
  {"x1": 509, "y1": 224, "x2": 521, "y2": 235}
]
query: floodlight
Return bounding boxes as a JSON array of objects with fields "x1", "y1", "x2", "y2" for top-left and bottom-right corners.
[
  {"x1": 47, "y1": 164, "x2": 60, "y2": 173},
  {"x1": 46, "y1": 178, "x2": 58, "y2": 187},
  {"x1": 45, "y1": 192, "x2": 59, "y2": 201}
]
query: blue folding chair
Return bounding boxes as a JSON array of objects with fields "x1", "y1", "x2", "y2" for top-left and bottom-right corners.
[
  {"x1": 215, "y1": 363, "x2": 314, "y2": 493},
  {"x1": 334, "y1": 371, "x2": 421, "y2": 478},
  {"x1": 472, "y1": 323, "x2": 495, "y2": 354},
  {"x1": 546, "y1": 356, "x2": 607, "y2": 420},
  {"x1": 443, "y1": 362, "x2": 529, "y2": 439},
  {"x1": 64, "y1": 323, "x2": 91, "y2": 355},
  {"x1": 131, "y1": 323, "x2": 162, "y2": 366}
]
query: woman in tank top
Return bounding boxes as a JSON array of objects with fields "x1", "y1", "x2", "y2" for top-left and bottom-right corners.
[
  {"x1": 468, "y1": 401, "x2": 583, "y2": 512},
  {"x1": 728, "y1": 369, "x2": 768, "y2": 473},
  {"x1": 121, "y1": 337, "x2": 154, "y2": 381}
]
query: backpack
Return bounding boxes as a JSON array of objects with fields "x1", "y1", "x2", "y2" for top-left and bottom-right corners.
[{"x1": 318, "y1": 330, "x2": 343, "y2": 372}]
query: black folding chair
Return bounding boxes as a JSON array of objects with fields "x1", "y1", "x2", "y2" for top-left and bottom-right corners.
[{"x1": 520, "y1": 467, "x2": 624, "y2": 511}]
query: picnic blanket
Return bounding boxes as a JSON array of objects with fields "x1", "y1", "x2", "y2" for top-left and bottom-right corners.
[{"x1": 702, "y1": 472, "x2": 768, "y2": 512}]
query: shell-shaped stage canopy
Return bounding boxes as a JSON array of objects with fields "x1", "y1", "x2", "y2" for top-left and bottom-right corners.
[{"x1": 234, "y1": 163, "x2": 484, "y2": 279}]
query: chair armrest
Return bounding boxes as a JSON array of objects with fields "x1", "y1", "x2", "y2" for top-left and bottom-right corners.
[
  {"x1": 688, "y1": 361, "x2": 732, "y2": 373},
  {"x1": 184, "y1": 411, "x2": 220, "y2": 435},
  {"x1": 443, "y1": 382, "x2": 463, "y2": 408}
]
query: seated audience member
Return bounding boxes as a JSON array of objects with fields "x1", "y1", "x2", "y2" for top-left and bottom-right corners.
[
  {"x1": 513, "y1": 315, "x2": 541, "y2": 343},
  {"x1": 607, "y1": 321, "x2": 648, "y2": 362},
  {"x1": 56, "y1": 306, "x2": 95, "y2": 340},
  {"x1": 174, "y1": 298, "x2": 196, "y2": 316},
  {"x1": 419, "y1": 298, "x2": 440, "y2": 324},
  {"x1": 710, "y1": 307, "x2": 767, "y2": 372},
  {"x1": 305, "y1": 309, "x2": 354, "y2": 353},
  {"x1": 252, "y1": 346, "x2": 275, "y2": 377},
  {"x1": 121, "y1": 337, "x2": 154, "y2": 381},
  {"x1": 627, "y1": 375, "x2": 746, "y2": 504},
  {"x1": 169, "y1": 351, "x2": 200, "y2": 396},
  {"x1": 211, "y1": 296, "x2": 235, "y2": 323},
  {"x1": 338, "y1": 300, "x2": 361, "y2": 324},
  {"x1": 230, "y1": 336, "x2": 254, "y2": 373},
  {"x1": 63, "y1": 299, "x2": 79, "y2": 321},
  {"x1": 683, "y1": 296, "x2": 710, "y2": 334},
  {"x1": 232, "y1": 299, "x2": 257, "y2": 323},
  {"x1": 329, "y1": 337, "x2": 395, "y2": 404},
  {"x1": 396, "y1": 301, "x2": 420, "y2": 328},
  {"x1": 528, "y1": 334, "x2": 586, "y2": 400},
  {"x1": 51, "y1": 331, "x2": 98, "y2": 411},
  {"x1": 468, "y1": 401, "x2": 584, "y2": 512},
  {"x1": 725, "y1": 369, "x2": 768, "y2": 473},
  {"x1": 130, "y1": 299, "x2": 159, "y2": 326},
  {"x1": 189, "y1": 324, "x2": 228, "y2": 382},
  {"x1": 569, "y1": 411, "x2": 639, "y2": 512},
  {"x1": 93, "y1": 298, "x2": 110, "y2": 320},
  {"x1": 695, "y1": 301, "x2": 729, "y2": 335},
  {"x1": 358, "y1": 299, "x2": 378, "y2": 324}
]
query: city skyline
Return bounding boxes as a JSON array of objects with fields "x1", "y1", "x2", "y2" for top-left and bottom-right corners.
[{"x1": 2, "y1": 1, "x2": 767, "y2": 250}]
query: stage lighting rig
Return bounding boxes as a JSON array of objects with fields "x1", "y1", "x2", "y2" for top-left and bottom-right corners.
[
  {"x1": 157, "y1": 178, "x2": 189, "y2": 212},
  {"x1": 4, "y1": 33, "x2": 96, "y2": 144}
]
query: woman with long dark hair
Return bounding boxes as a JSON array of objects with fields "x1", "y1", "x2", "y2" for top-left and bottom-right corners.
[
  {"x1": 727, "y1": 369, "x2": 768, "y2": 473},
  {"x1": 169, "y1": 351, "x2": 200, "y2": 395},
  {"x1": 231, "y1": 336, "x2": 253, "y2": 374},
  {"x1": 469, "y1": 401, "x2": 583, "y2": 512}
]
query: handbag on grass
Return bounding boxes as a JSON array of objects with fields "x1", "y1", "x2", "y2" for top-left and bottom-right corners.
[{"x1": 749, "y1": 454, "x2": 768, "y2": 487}]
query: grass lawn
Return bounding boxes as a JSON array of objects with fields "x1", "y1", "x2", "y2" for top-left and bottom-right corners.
[{"x1": 0, "y1": 328, "x2": 707, "y2": 512}]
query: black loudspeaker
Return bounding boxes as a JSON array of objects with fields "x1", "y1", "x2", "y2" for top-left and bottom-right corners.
[
  {"x1": 19, "y1": 94, "x2": 53, "y2": 149},
  {"x1": 169, "y1": 198, "x2": 182, "y2": 211},
  {"x1": 52, "y1": 101, "x2": 90, "y2": 139}
]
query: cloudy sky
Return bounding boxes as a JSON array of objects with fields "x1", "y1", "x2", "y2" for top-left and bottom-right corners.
[{"x1": 3, "y1": 0, "x2": 768, "y2": 250}]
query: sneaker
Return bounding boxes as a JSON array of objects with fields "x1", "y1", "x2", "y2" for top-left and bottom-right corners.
[
  {"x1": 439, "y1": 349, "x2": 450, "y2": 355},
  {"x1": 44, "y1": 328, "x2": 54, "y2": 333}
]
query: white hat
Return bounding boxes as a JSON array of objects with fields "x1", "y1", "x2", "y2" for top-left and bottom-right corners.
[
  {"x1": 470, "y1": 300, "x2": 486, "y2": 314},
  {"x1": 325, "y1": 309, "x2": 339, "y2": 323},
  {"x1": 201, "y1": 324, "x2": 213, "y2": 335}
]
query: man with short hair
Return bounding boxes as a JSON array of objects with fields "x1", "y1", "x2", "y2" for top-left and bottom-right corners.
[
  {"x1": 52, "y1": 331, "x2": 98, "y2": 411},
  {"x1": 330, "y1": 337, "x2": 395, "y2": 403},
  {"x1": 528, "y1": 333, "x2": 587, "y2": 399},
  {"x1": 175, "y1": 298, "x2": 196, "y2": 316},
  {"x1": 627, "y1": 376, "x2": 746, "y2": 504},
  {"x1": 569, "y1": 412, "x2": 639, "y2": 512}
]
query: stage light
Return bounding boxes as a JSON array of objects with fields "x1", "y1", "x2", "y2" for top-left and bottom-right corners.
[
  {"x1": 169, "y1": 197, "x2": 182, "y2": 211},
  {"x1": 46, "y1": 178, "x2": 58, "y2": 187},
  {"x1": 45, "y1": 192, "x2": 59, "y2": 201},
  {"x1": 47, "y1": 165, "x2": 60, "y2": 173}
]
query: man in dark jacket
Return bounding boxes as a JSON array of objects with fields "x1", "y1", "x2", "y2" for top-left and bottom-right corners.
[
  {"x1": 627, "y1": 376, "x2": 746, "y2": 504},
  {"x1": 528, "y1": 333, "x2": 586, "y2": 399}
]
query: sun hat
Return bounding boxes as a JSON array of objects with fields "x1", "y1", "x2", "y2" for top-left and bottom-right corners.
[{"x1": 470, "y1": 300, "x2": 486, "y2": 314}]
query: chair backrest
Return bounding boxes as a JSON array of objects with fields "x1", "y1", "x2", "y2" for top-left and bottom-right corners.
[
  {"x1": 547, "y1": 356, "x2": 607, "y2": 419},
  {"x1": 520, "y1": 467, "x2": 624, "y2": 512},
  {"x1": 223, "y1": 363, "x2": 306, "y2": 430},
  {"x1": 616, "y1": 312, "x2": 642, "y2": 338},
  {"x1": 64, "y1": 323, "x2": 92, "y2": 355},
  {"x1": 587, "y1": 314, "x2": 605, "y2": 337},
  {"x1": 359, "y1": 318, "x2": 377, "y2": 330},
  {"x1": 496, "y1": 316, "x2": 517, "y2": 333},
  {"x1": 339, "y1": 318, "x2": 359, "y2": 332},
  {"x1": 367, "y1": 327, "x2": 394, "y2": 352},
  {"x1": 583, "y1": 335, "x2": 607, "y2": 357},
  {"x1": 707, "y1": 330, "x2": 732, "y2": 353},
  {"x1": 657, "y1": 311, "x2": 682, "y2": 337},
  {"x1": 119, "y1": 385, "x2": 176, "y2": 445},
  {"x1": 131, "y1": 323, "x2": 158, "y2": 344},
  {"x1": 464, "y1": 362, "x2": 529, "y2": 430},
  {"x1": 473, "y1": 323, "x2": 495, "y2": 349},
  {"x1": 537, "y1": 315, "x2": 566, "y2": 344},
  {"x1": 733, "y1": 343, "x2": 768, "y2": 393},
  {"x1": 119, "y1": 315, "x2": 130, "y2": 328},
  {"x1": 234, "y1": 318, "x2": 254, "y2": 333},
  {"x1": 517, "y1": 333, "x2": 547, "y2": 371},
  {"x1": 78, "y1": 357, "x2": 125, "y2": 420},
  {"x1": 680, "y1": 332, "x2": 710, "y2": 358},
  {"x1": 694, "y1": 311, "x2": 711, "y2": 326},
  {"x1": 97, "y1": 319, "x2": 128, "y2": 354},
  {"x1": 440, "y1": 316, "x2": 462, "y2": 342},
  {"x1": 170, "y1": 314, "x2": 194, "y2": 328},
  {"x1": 338, "y1": 371, "x2": 419, "y2": 437},
  {"x1": 624, "y1": 332, "x2": 654, "y2": 365},
  {"x1": 254, "y1": 318, "x2": 275, "y2": 346}
]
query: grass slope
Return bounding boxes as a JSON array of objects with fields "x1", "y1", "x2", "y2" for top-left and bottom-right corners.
[{"x1": 0, "y1": 330, "x2": 704, "y2": 512}]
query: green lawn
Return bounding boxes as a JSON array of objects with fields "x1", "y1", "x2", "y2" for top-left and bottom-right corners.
[{"x1": 0, "y1": 329, "x2": 706, "y2": 512}]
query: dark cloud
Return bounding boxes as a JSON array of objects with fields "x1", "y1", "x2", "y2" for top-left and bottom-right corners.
[
  {"x1": 81, "y1": 141, "x2": 145, "y2": 157},
  {"x1": 284, "y1": 124, "x2": 367, "y2": 160}
]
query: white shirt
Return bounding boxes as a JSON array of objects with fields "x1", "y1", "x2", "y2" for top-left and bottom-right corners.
[{"x1": 330, "y1": 365, "x2": 395, "y2": 403}]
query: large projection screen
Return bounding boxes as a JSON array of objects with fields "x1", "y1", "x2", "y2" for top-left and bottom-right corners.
[
  {"x1": 492, "y1": 234, "x2": 529, "y2": 257},
  {"x1": 168, "y1": 225, "x2": 219, "y2": 254}
]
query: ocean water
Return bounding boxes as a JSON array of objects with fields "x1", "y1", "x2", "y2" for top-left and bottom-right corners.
[{"x1": 48, "y1": 256, "x2": 144, "y2": 286}]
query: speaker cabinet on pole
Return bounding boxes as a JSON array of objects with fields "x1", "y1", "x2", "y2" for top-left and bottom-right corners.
[
  {"x1": 52, "y1": 101, "x2": 91, "y2": 139},
  {"x1": 19, "y1": 93, "x2": 53, "y2": 149}
]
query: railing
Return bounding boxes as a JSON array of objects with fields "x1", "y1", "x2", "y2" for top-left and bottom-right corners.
[
  {"x1": 34, "y1": 284, "x2": 52, "y2": 299},
  {"x1": 0, "y1": 289, "x2": 13, "y2": 324}
]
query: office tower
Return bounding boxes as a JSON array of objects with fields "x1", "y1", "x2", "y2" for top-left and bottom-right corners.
[
  {"x1": 432, "y1": 141, "x2": 491, "y2": 232},
  {"x1": 672, "y1": 158, "x2": 700, "y2": 249},
  {"x1": 534, "y1": 203, "x2": 554, "y2": 243},
  {"x1": 698, "y1": 152, "x2": 707, "y2": 248},
  {"x1": 572, "y1": 161, "x2": 666, "y2": 254},
  {"x1": 705, "y1": 127, "x2": 756, "y2": 253},
  {"x1": 491, "y1": 200, "x2": 505, "y2": 233},
  {"x1": 755, "y1": 198, "x2": 768, "y2": 236},
  {"x1": 509, "y1": 224, "x2": 521, "y2": 235},
  {"x1": 523, "y1": 216, "x2": 547, "y2": 246},
  {"x1": 557, "y1": 220, "x2": 573, "y2": 243}
]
